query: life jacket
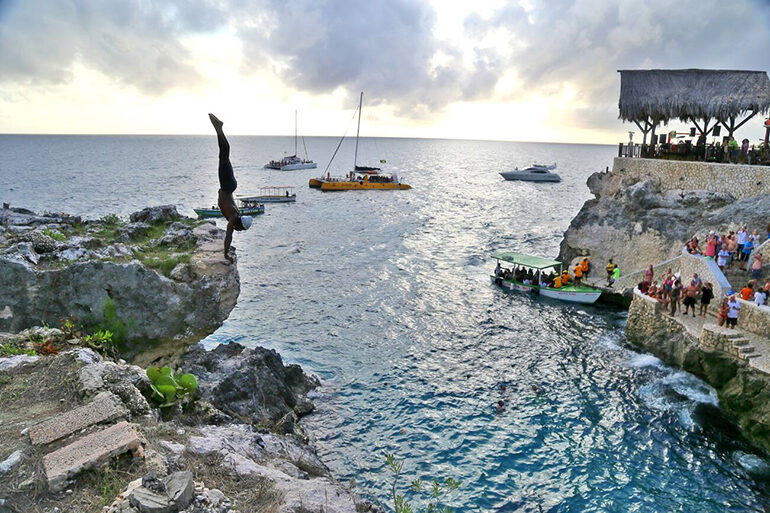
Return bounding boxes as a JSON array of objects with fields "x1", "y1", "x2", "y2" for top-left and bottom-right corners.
[
  {"x1": 574, "y1": 266, "x2": 583, "y2": 278},
  {"x1": 606, "y1": 263, "x2": 615, "y2": 273},
  {"x1": 553, "y1": 276, "x2": 562, "y2": 288},
  {"x1": 561, "y1": 272, "x2": 570, "y2": 283},
  {"x1": 580, "y1": 260, "x2": 589, "y2": 272}
]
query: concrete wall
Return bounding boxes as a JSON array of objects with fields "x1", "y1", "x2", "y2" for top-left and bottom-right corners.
[
  {"x1": 737, "y1": 298, "x2": 770, "y2": 337},
  {"x1": 613, "y1": 158, "x2": 770, "y2": 199}
]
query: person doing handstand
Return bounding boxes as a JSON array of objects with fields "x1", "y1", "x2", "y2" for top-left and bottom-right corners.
[{"x1": 209, "y1": 113, "x2": 252, "y2": 261}]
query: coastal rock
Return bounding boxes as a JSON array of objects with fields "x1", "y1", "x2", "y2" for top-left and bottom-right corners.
[
  {"x1": 181, "y1": 343, "x2": 320, "y2": 431},
  {"x1": 130, "y1": 206, "x2": 180, "y2": 224},
  {"x1": 559, "y1": 166, "x2": 770, "y2": 275},
  {"x1": 0, "y1": 206, "x2": 240, "y2": 350},
  {"x1": 79, "y1": 360, "x2": 153, "y2": 416}
]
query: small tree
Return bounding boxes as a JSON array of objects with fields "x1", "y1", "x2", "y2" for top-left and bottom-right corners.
[{"x1": 386, "y1": 453, "x2": 460, "y2": 513}]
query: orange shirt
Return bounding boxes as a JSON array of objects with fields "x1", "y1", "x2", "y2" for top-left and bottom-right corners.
[
  {"x1": 740, "y1": 287, "x2": 753, "y2": 301},
  {"x1": 580, "y1": 260, "x2": 589, "y2": 272},
  {"x1": 574, "y1": 266, "x2": 583, "y2": 278},
  {"x1": 561, "y1": 272, "x2": 570, "y2": 283},
  {"x1": 553, "y1": 276, "x2": 562, "y2": 288}
]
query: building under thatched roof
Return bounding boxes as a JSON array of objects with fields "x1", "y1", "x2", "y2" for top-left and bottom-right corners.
[{"x1": 618, "y1": 69, "x2": 770, "y2": 124}]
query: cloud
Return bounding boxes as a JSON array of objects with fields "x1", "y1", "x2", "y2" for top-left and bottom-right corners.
[{"x1": 0, "y1": 0, "x2": 226, "y2": 94}]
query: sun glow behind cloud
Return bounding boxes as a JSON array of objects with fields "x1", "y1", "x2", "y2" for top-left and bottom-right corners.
[{"x1": 0, "y1": 0, "x2": 769, "y2": 143}]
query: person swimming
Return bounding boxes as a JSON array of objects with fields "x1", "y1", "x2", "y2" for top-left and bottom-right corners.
[{"x1": 496, "y1": 400, "x2": 505, "y2": 413}]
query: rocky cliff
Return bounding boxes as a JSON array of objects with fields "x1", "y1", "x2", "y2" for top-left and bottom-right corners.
[
  {"x1": 559, "y1": 167, "x2": 770, "y2": 276},
  {"x1": 0, "y1": 206, "x2": 239, "y2": 356}
]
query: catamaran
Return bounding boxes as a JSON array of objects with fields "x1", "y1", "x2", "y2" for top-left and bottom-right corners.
[
  {"x1": 309, "y1": 92, "x2": 411, "y2": 191},
  {"x1": 237, "y1": 186, "x2": 296, "y2": 203},
  {"x1": 490, "y1": 252, "x2": 601, "y2": 304},
  {"x1": 265, "y1": 111, "x2": 317, "y2": 171},
  {"x1": 193, "y1": 198, "x2": 265, "y2": 219}
]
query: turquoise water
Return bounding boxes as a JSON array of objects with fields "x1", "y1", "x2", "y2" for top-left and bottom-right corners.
[{"x1": 2, "y1": 135, "x2": 769, "y2": 512}]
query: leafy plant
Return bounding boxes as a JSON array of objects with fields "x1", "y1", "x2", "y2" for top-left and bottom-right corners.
[
  {"x1": 59, "y1": 316, "x2": 82, "y2": 339},
  {"x1": 0, "y1": 344, "x2": 37, "y2": 357},
  {"x1": 386, "y1": 453, "x2": 460, "y2": 513},
  {"x1": 146, "y1": 366, "x2": 198, "y2": 408},
  {"x1": 36, "y1": 339, "x2": 59, "y2": 356},
  {"x1": 101, "y1": 297, "x2": 129, "y2": 346},
  {"x1": 42, "y1": 228, "x2": 66, "y2": 241},
  {"x1": 101, "y1": 213, "x2": 123, "y2": 226},
  {"x1": 83, "y1": 329, "x2": 116, "y2": 357}
]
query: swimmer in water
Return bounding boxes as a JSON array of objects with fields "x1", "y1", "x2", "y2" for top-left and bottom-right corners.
[
  {"x1": 496, "y1": 400, "x2": 505, "y2": 413},
  {"x1": 500, "y1": 384, "x2": 507, "y2": 393}
]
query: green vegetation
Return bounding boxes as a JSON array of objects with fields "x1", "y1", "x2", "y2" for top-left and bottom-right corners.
[
  {"x1": 42, "y1": 228, "x2": 66, "y2": 241},
  {"x1": 146, "y1": 366, "x2": 198, "y2": 408},
  {"x1": 136, "y1": 250, "x2": 192, "y2": 276},
  {"x1": 0, "y1": 344, "x2": 36, "y2": 357},
  {"x1": 386, "y1": 453, "x2": 461, "y2": 513},
  {"x1": 100, "y1": 297, "x2": 129, "y2": 347},
  {"x1": 83, "y1": 330, "x2": 115, "y2": 358}
]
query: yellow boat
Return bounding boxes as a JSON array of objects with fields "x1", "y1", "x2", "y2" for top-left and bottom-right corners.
[
  {"x1": 309, "y1": 92, "x2": 412, "y2": 191},
  {"x1": 320, "y1": 171, "x2": 411, "y2": 191}
]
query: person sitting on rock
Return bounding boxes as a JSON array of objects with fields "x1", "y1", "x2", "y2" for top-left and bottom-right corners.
[{"x1": 209, "y1": 113, "x2": 252, "y2": 262}]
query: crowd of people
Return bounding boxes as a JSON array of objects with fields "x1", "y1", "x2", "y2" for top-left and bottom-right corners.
[
  {"x1": 685, "y1": 225, "x2": 768, "y2": 280},
  {"x1": 494, "y1": 257, "x2": 592, "y2": 289},
  {"x1": 638, "y1": 269, "x2": 715, "y2": 317}
]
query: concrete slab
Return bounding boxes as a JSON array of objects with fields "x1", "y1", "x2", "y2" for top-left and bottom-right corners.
[
  {"x1": 43, "y1": 421, "x2": 142, "y2": 492},
  {"x1": 29, "y1": 391, "x2": 125, "y2": 445}
]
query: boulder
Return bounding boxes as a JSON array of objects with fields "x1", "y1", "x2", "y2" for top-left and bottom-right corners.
[
  {"x1": 181, "y1": 343, "x2": 319, "y2": 431},
  {"x1": 13, "y1": 231, "x2": 56, "y2": 253},
  {"x1": 129, "y1": 206, "x2": 180, "y2": 224}
]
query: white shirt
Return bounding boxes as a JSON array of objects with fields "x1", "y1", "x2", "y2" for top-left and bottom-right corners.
[
  {"x1": 755, "y1": 291, "x2": 767, "y2": 306},
  {"x1": 737, "y1": 230, "x2": 748, "y2": 245},
  {"x1": 717, "y1": 249, "x2": 730, "y2": 266},
  {"x1": 728, "y1": 299, "x2": 741, "y2": 318}
]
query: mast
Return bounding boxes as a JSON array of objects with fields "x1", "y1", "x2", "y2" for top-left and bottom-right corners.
[
  {"x1": 353, "y1": 92, "x2": 363, "y2": 168},
  {"x1": 294, "y1": 110, "x2": 298, "y2": 156}
]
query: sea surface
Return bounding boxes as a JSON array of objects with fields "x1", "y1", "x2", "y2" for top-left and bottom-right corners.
[{"x1": 2, "y1": 134, "x2": 770, "y2": 512}]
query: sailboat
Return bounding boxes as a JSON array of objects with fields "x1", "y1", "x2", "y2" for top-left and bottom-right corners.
[
  {"x1": 309, "y1": 92, "x2": 411, "y2": 191},
  {"x1": 265, "y1": 110, "x2": 317, "y2": 170}
]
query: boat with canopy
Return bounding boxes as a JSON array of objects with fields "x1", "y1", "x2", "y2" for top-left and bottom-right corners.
[
  {"x1": 193, "y1": 198, "x2": 265, "y2": 219},
  {"x1": 309, "y1": 92, "x2": 411, "y2": 191},
  {"x1": 490, "y1": 252, "x2": 601, "y2": 304},
  {"x1": 237, "y1": 186, "x2": 296, "y2": 203},
  {"x1": 265, "y1": 111, "x2": 317, "y2": 170}
]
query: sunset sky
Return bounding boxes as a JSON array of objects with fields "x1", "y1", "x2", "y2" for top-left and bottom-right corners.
[{"x1": 1, "y1": 0, "x2": 769, "y2": 143}]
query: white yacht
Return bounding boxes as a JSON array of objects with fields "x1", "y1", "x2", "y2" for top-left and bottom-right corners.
[{"x1": 500, "y1": 163, "x2": 560, "y2": 182}]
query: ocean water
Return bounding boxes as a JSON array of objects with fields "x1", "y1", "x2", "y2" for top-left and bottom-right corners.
[{"x1": 2, "y1": 134, "x2": 769, "y2": 512}]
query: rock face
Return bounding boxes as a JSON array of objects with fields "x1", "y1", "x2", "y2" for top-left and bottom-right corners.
[
  {"x1": 181, "y1": 342, "x2": 320, "y2": 433},
  {"x1": 559, "y1": 166, "x2": 770, "y2": 275},
  {"x1": 0, "y1": 206, "x2": 239, "y2": 350},
  {"x1": 627, "y1": 294, "x2": 770, "y2": 452}
]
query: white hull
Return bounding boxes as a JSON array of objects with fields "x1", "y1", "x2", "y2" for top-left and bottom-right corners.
[
  {"x1": 490, "y1": 276, "x2": 601, "y2": 304},
  {"x1": 500, "y1": 171, "x2": 561, "y2": 182},
  {"x1": 281, "y1": 162, "x2": 317, "y2": 171}
]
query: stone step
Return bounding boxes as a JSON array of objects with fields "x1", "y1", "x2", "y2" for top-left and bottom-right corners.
[
  {"x1": 43, "y1": 421, "x2": 142, "y2": 492},
  {"x1": 28, "y1": 391, "x2": 125, "y2": 445},
  {"x1": 738, "y1": 345, "x2": 756, "y2": 355},
  {"x1": 731, "y1": 338, "x2": 751, "y2": 347}
]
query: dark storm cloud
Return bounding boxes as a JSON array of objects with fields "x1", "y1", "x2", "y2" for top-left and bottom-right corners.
[
  {"x1": 0, "y1": 0, "x2": 226, "y2": 94},
  {"x1": 464, "y1": 0, "x2": 770, "y2": 129}
]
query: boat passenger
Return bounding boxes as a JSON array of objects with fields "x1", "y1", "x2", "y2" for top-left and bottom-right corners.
[
  {"x1": 561, "y1": 270, "x2": 570, "y2": 285},
  {"x1": 495, "y1": 261, "x2": 502, "y2": 276},
  {"x1": 552, "y1": 275, "x2": 563, "y2": 288}
]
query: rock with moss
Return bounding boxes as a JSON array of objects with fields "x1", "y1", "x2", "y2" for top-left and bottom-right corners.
[{"x1": 0, "y1": 205, "x2": 240, "y2": 352}]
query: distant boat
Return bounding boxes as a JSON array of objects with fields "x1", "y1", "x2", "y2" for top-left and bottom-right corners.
[
  {"x1": 309, "y1": 92, "x2": 411, "y2": 191},
  {"x1": 193, "y1": 198, "x2": 265, "y2": 219},
  {"x1": 237, "y1": 186, "x2": 296, "y2": 203},
  {"x1": 490, "y1": 251, "x2": 600, "y2": 304},
  {"x1": 265, "y1": 111, "x2": 317, "y2": 171},
  {"x1": 500, "y1": 163, "x2": 560, "y2": 182}
]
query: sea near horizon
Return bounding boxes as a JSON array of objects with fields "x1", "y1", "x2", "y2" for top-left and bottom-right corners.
[{"x1": 2, "y1": 134, "x2": 769, "y2": 512}]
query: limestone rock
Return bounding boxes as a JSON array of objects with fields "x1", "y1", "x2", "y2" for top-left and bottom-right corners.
[
  {"x1": 0, "y1": 354, "x2": 39, "y2": 371},
  {"x1": 0, "y1": 450, "x2": 23, "y2": 474},
  {"x1": 128, "y1": 471, "x2": 194, "y2": 513},
  {"x1": 181, "y1": 343, "x2": 319, "y2": 431},
  {"x1": 79, "y1": 361, "x2": 152, "y2": 416},
  {"x1": 13, "y1": 230, "x2": 56, "y2": 253},
  {"x1": 130, "y1": 206, "x2": 180, "y2": 224}
]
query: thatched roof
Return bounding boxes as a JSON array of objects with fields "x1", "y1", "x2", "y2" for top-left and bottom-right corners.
[{"x1": 618, "y1": 69, "x2": 770, "y2": 123}]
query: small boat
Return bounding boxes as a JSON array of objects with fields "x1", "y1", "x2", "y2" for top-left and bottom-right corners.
[
  {"x1": 309, "y1": 92, "x2": 411, "y2": 191},
  {"x1": 193, "y1": 198, "x2": 265, "y2": 219},
  {"x1": 490, "y1": 251, "x2": 600, "y2": 304},
  {"x1": 500, "y1": 163, "x2": 560, "y2": 182},
  {"x1": 265, "y1": 111, "x2": 317, "y2": 170},
  {"x1": 237, "y1": 186, "x2": 296, "y2": 203}
]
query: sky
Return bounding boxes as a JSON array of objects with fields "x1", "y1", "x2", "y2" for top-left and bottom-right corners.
[{"x1": 1, "y1": 0, "x2": 769, "y2": 144}]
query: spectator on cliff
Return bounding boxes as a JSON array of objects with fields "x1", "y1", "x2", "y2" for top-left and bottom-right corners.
[
  {"x1": 648, "y1": 281, "x2": 659, "y2": 297},
  {"x1": 683, "y1": 280, "x2": 699, "y2": 317},
  {"x1": 741, "y1": 237, "x2": 755, "y2": 270},
  {"x1": 717, "y1": 246, "x2": 731, "y2": 271},
  {"x1": 755, "y1": 287, "x2": 767, "y2": 307},
  {"x1": 727, "y1": 295, "x2": 741, "y2": 329},
  {"x1": 741, "y1": 138, "x2": 750, "y2": 155},
  {"x1": 612, "y1": 265, "x2": 620, "y2": 287},
  {"x1": 737, "y1": 226, "x2": 748, "y2": 255},
  {"x1": 638, "y1": 279, "x2": 650, "y2": 294},
  {"x1": 727, "y1": 234, "x2": 738, "y2": 268},
  {"x1": 692, "y1": 273, "x2": 703, "y2": 290},
  {"x1": 705, "y1": 233, "x2": 717, "y2": 259},
  {"x1": 686, "y1": 237, "x2": 703, "y2": 255},
  {"x1": 728, "y1": 136, "x2": 739, "y2": 162},
  {"x1": 670, "y1": 279, "x2": 683, "y2": 316},
  {"x1": 644, "y1": 265, "x2": 654, "y2": 283},
  {"x1": 699, "y1": 282, "x2": 714, "y2": 317},
  {"x1": 751, "y1": 253, "x2": 764, "y2": 280},
  {"x1": 717, "y1": 299, "x2": 729, "y2": 327},
  {"x1": 740, "y1": 282, "x2": 754, "y2": 301}
]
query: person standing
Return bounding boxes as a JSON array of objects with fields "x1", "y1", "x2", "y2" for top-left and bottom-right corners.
[
  {"x1": 736, "y1": 226, "x2": 748, "y2": 256},
  {"x1": 726, "y1": 295, "x2": 741, "y2": 329},
  {"x1": 671, "y1": 279, "x2": 683, "y2": 316},
  {"x1": 699, "y1": 282, "x2": 714, "y2": 317},
  {"x1": 751, "y1": 252, "x2": 764, "y2": 280},
  {"x1": 741, "y1": 237, "x2": 755, "y2": 271},
  {"x1": 683, "y1": 280, "x2": 699, "y2": 317},
  {"x1": 717, "y1": 246, "x2": 730, "y2": 270},
  {"x1": 644, "y1": 265, "x2": 654, "y2": 283},
  {"x1": 606, "y1": 259, "x2": 616, "y2": 286}
]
